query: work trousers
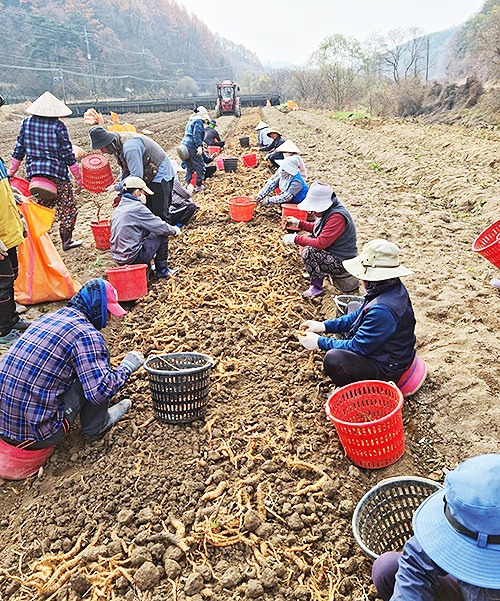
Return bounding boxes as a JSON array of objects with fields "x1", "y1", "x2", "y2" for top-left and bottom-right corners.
[
  {"x1": 169, "y1": 201, "x2": 197, "y2": 227},
  {"x1": 1, "y1": 380, "x2": 110, "y2": 450},
  {"x1": 0, "y1": 247, "x2": 20, "y2": 336},
  {"x1": 132, "y1": 232, "x2": 168, "y2": 267},
  {"x1": 372, "y1": 552, "x2": 464, "y2": 601},
  {"x1": 147, "y1": 178, "x2": 173, "y2": 223},
  {"x1": 184, "y1": 148, "x2": 205, "y2": 187}
]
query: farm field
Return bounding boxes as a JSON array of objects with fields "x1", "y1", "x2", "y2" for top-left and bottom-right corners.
[{"x1": 0, "y1": 106, "x2": 498, "y2": 601}]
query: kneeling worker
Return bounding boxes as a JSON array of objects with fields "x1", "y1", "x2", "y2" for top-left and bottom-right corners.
[
  {"x1": 0, "y1": 279, "x2": 143, "y2": 455},
  {"x1": 298, "y1": 239, "x2": 416, "y2": 386},
  {"x1": 283, "y1": 182, "x2": 358, "y2": 297},
  {"x1": 111, "y1": 177, "x2": 181, "y2": 278}
]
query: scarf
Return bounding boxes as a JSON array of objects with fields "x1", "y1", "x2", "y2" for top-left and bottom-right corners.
[
  {"x1": 364, "y1": 278, "x2": 401, "y2": 301},
  {"x1": 67, "y1": 278, "x2": 108, "y2": 330}
]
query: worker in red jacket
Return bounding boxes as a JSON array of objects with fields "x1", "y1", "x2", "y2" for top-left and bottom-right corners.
[{"x1": 283, "y1": 182, "x2": 359, "y2": 297}]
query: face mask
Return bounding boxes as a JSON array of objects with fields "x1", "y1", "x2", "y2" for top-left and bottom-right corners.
[{"x1": 139, "y1": 193, "x2": 147, "y2": 204}]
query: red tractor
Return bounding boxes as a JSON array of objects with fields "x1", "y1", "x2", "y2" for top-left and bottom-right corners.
[{"x1": 215, "y1": 80, "x2": 241, "y2": 117}]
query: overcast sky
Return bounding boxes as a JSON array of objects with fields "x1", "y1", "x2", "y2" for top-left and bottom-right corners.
[{"x1": 178, "y1": 0, "x2": 485, "y2": 65}]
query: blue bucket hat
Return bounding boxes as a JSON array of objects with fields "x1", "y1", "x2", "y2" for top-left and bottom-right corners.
[{"x1": 413, "y1": 454, "x2": 500, "y2": 589}]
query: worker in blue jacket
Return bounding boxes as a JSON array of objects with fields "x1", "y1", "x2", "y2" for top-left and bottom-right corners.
[
  {"x1": 298, "y1": 239, "x2": 416, "y2": 385},
  {"x1": 372, "y1": 453, "x2": 500, "y2": 601},
  {"x1": 180, "y1": 106, "x2": 210, "y2": 192},
  {"x1": 255, "y1": 156, "x2": 308, "y2": 205}
]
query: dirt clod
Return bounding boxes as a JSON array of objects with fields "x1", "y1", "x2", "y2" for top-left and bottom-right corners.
[
  {"x1": 69, "y1": 573, "x2": 91, "y2": 597},
  {"x1": 184, "y1": 572, "x2": 204, "y2": 596},
  {"x1": 220, "y1": 566, "x2": 245, "y2": 589},
  {"x1": 133, "y1": 561, "x2": 160, "y2": 591},
  {"x1": 246, "y1": 579, "x2": 264, "y2": 598}
]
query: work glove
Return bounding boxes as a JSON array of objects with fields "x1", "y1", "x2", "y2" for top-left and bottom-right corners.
[
  {"x1": 283, "y1": 234, "x2": 296, "y2": 246},
  {"x1": 171, "y1": 225, "x2": 182, "y2": 236},
  {"x1": 286, "y1": 216, "x2": 300, "y2": 228},
  {"x1": 0, "y1": 240, "x2": 8, "y2": 258},
  {"x1": 297, "y1": 331, "x2": 320, "y2": 351},
  {"x1": 300, "y1": 320, "x2": 326, "y2": 333},
  {"x1": 120, "y1": 351, "x2": 145, "y2": 373},
  {"x1": 196, "y1": 146, "x2": 203, "y2": 156}
]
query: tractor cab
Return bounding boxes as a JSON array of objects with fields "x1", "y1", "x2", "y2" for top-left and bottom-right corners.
[{"x1": 215, "y1": 80, "x2": 241, "y2": 117}]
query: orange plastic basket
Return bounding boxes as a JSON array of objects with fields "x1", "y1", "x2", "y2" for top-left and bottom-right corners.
[
  {"x1": 472, "y1": 219, "x2": 500, "y2": 269},
  {"x1": 82, "y1": 153, "x2": 114, "y2": 193},
  {"x1": 281, "y1": 203, "x2": 308, "y2": 230},
  {"x1": 228, "y1": 196, "x2": 255, "y2": 222},
  {"x1": 325, "y1": 380, "x2": 405, "y2": 469}
]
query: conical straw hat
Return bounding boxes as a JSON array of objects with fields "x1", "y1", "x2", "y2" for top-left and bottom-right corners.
[
  {"x1": 26, "y1": 92, "x2": 72, "y2": 117},
  {"x1": 277, "y1": 140, "x2": 300, "y2": 154}
]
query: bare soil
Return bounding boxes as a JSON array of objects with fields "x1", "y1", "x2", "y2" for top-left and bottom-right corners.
[{"x1": 0, "y1": 107, "x2": 498, "y2": 601}]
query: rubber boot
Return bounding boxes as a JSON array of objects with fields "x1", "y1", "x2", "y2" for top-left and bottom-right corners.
[
  {"x1": 85, "y1": 399, "x2": 132, "y2": 440},
  {"x1": 303, "y1": 278, "x2": 324, "y2": 298},
  {"x1": 61, "y1": 230, "x2": 83, "y2": 251},
  {"x1": 154, "y1": 259, "x2": 171, "y2": 279}
]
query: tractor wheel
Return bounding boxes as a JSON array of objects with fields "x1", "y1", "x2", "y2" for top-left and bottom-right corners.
[
  {"x1": 235, "y1": 105, "x2": 241, "y2": 117},
  {"x1": 215, "y1": 106, "x2": 222, "y2": 118}
]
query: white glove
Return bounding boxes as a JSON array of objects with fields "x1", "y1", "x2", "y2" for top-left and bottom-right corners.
[
  {"x1": 283, "y1": 234, "x2": 297, "y2": 246},
  {"x1": 0, "y1": 240, "x2": 8, "y2": 258},
  {"x1": 298, "y1": 332, "x2": 320, "y2": 351},
  {"x1": 300, "y1": 320, "x2": 326, "y2": 333},
  {"x1": 171, "y1": 226, "x2": 182, "y2": 236},
  {"x1": 196, "y1": 146, "x2": 203, "y2": 156},
  {"x1": 286, "y1": 216, "x2": 300, "y2": 228},
  {"x1": 120, "y1": 351, "x2": 145, "y2": 373}
]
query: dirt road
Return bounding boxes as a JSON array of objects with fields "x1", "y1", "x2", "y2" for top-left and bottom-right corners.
[{"x1": 0, "y1": 107, "x2": 498, "y2": 601}]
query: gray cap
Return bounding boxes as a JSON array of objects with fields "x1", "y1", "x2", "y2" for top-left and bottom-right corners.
[{"x1": 89, "y1": 125, "x2": 118, "y2": 150}]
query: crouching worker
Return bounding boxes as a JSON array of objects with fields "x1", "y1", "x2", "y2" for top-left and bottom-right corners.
[
  {"x1": 170, "y1": 163, "x2": 198, "y2": 227},
  {"x1": 298, "y1": 239, "x2": 416, "y2": 386},
  {"x1": 283, "y1": 182, "x2": 358, "y2": 297},
  {"x1": 111, "y1": 177, "x2": 181, "y2": 278},
  {"x1": 0, "y1": 279, "x2": 143, "y2": 479},
  {"x1": 255, "y1": 156, "x2": 308, "y2": 206},
  {"x1": 372, "y1": 453, "x2": 500, "y2": 601}
]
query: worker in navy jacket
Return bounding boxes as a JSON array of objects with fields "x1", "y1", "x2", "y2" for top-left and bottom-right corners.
[
  {"x1": 180, "y1": 106, "x2": 210, "y2": 192},
  {"x1": 298, "y1": 239, "x2": 416, "y2": 385}
]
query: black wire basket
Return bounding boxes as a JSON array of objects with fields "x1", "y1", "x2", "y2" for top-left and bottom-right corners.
[
  {"x1": 144, "y1": 353, "x2": 215, "y2": 424},
  {"x1": 352, "y1": 476, "x2": 442, "y2": 559}
]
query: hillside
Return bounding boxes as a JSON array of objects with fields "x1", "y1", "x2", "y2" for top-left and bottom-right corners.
[{"x1": 0, "y1": 0, "x2": 262, "y2": 100}]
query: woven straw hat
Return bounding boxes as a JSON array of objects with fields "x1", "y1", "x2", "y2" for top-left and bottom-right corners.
[
  {"x1": 255, "y1": 121, "x2": 269, "y2": 130},
  {"x1": 27, "y1": 91, "x2": 72, "y2": 118}
]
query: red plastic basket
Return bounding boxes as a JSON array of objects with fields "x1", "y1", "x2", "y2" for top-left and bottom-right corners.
[
  {"x1": 325, "y1": 380, "x2": 405, "y2": 469},
  {"x1": 472, "y1": 219, "x2": 500, "y2": 269},
  {"x1": 90, "y1": 220, "x2": 111, "y2": 250},
  {"x1": 208, "y1": 145, "x2": 221, "y2": 156},
  {"x1": 105, "y1": 264, "x2": 148, "y2": 301},
  {"x1": 242, "y1": 153, "x2": 257, "y2": 168},
  {"x1": 82, "y1": 153, "x2": 114, "y2": 193},
  {"x1": 9, "y1": 176, "x2": 31, "y2": 197},
  {"x1": 228, "y1": 196, "x2": 255, "y2": 222},
  {"x1": 281, "y1": 203, "x2": 308, "y2": 230}
]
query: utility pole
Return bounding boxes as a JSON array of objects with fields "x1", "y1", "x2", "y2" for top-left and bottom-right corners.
[
  {"x1": 84, "y1": 26, "x2": 98, "y2": 100},
  {"x1": 59, "y1": 67, "x2": 67, "y2": 103},
  {"x1": 425, "y1": 37, "x2": 430, "y2": 83}
]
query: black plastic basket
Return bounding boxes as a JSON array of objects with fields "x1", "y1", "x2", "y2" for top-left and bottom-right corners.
[
  {"x1": 352, "y1": 476, "x2": 442, "y2": 559},
  {"x1": 239, "y1": 136, "x2": 250, "y2": 148},
  {"x1": 223, "y1": 157, "x2": 238, "y2": 173},
  {"x1": 144, "y1": 353, "x2": 215, "y2": 424}
]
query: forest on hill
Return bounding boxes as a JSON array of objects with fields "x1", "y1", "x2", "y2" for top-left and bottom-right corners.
[{"x1": 0, "y1": 0, "x2": 262, "y2": 100}]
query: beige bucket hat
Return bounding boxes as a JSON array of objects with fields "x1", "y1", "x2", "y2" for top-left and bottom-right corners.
[
  {"x1": 27, "y1": 91, "x2": 72, "y2": 118},
  {"x1": 277, "y1": 140, "x2": 300, "y2": 154},
  {"x1": 255, "y1": 121, "x2": 269, "y2": 130},
  {"x1": 343, "y1": 239, "x2": 414, "y2": 281},
  {"x1": 123, "y1": 176, "x2": 154, "y2": 195},
  {"x1": 298, "y1": 182, "x2": 334, "y2": 212},
  {"x1": 191, "y1": 105, "x2": 210, "y2": 121}
]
